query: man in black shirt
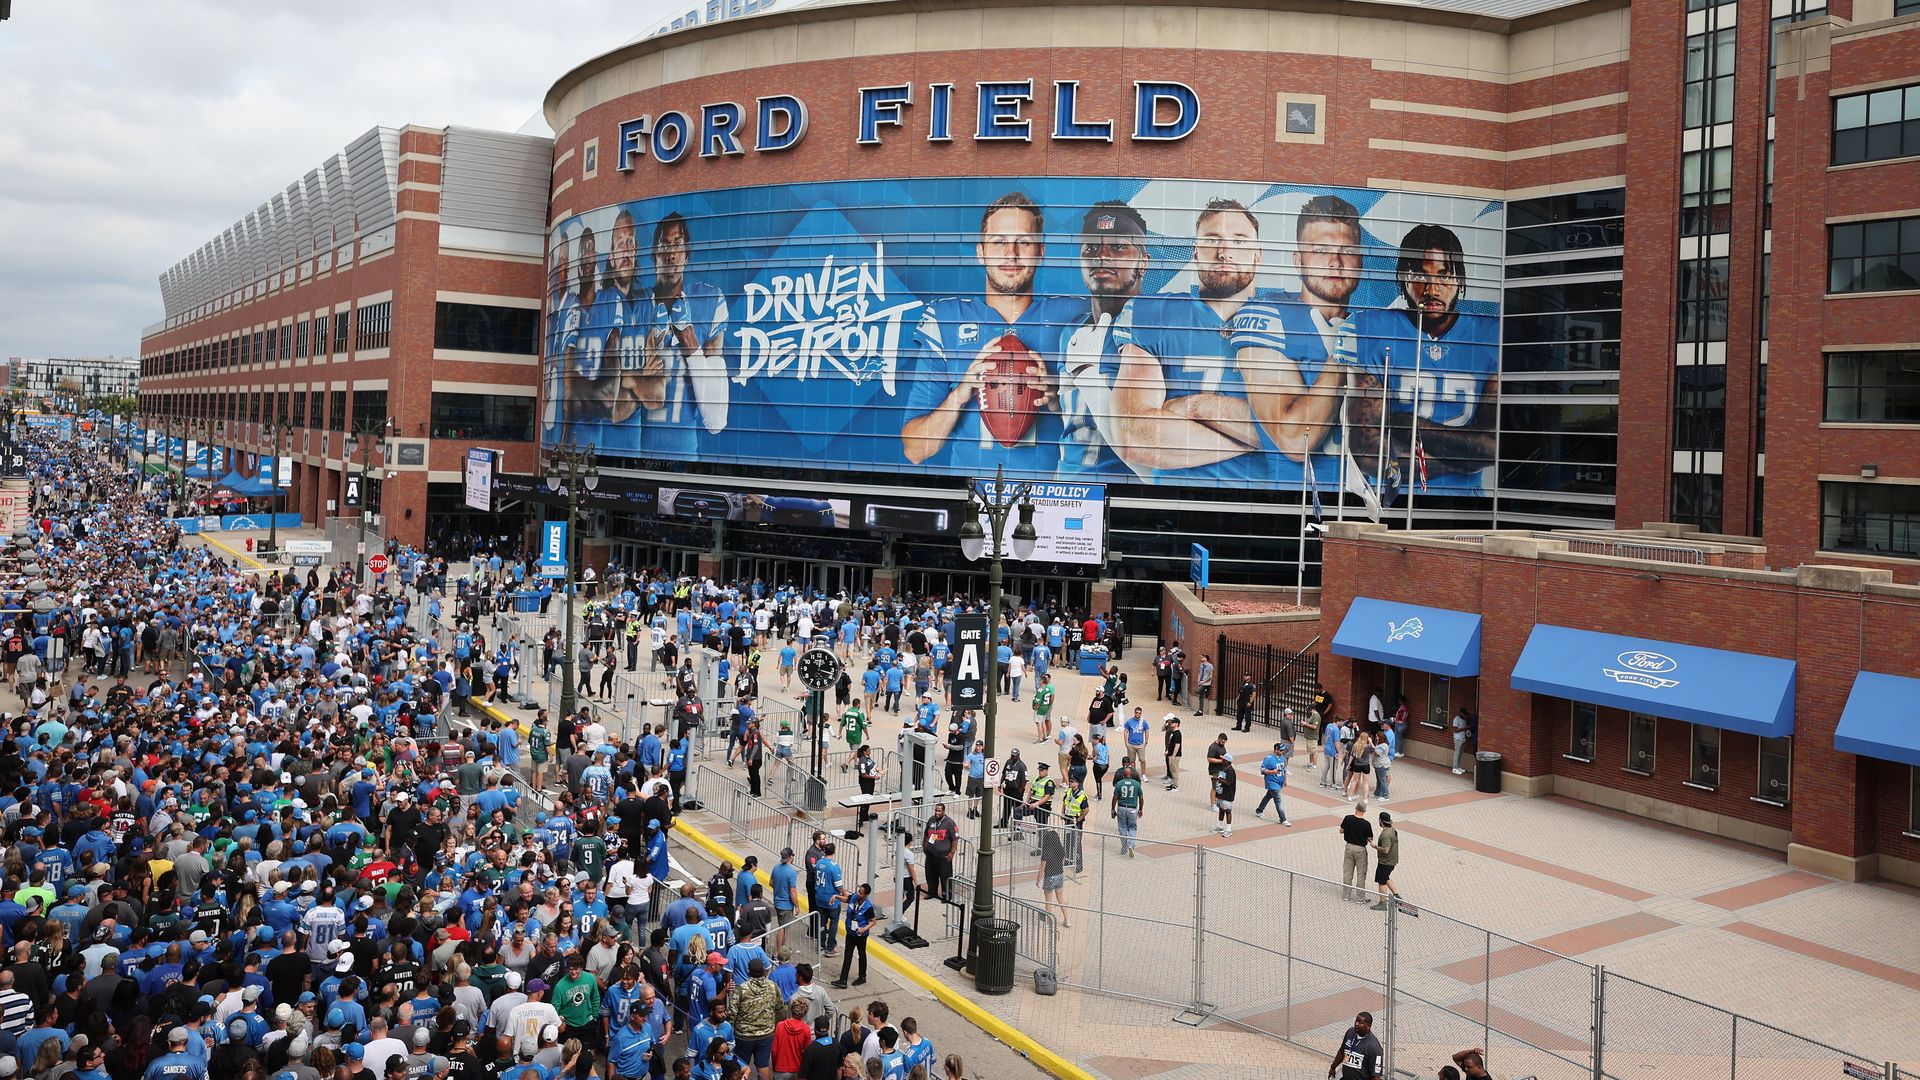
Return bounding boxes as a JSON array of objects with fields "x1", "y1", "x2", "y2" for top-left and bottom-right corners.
[
  {"x1": 1328, "y1": 1011, "x2": 1383, "y2": 1079},
  {"x1": 1339, "y1": 803, "x2": 1374, "y2": 902},
  {"x1": 1163, "y1": 717, "x2": 1183, "y2": 791},
  {"x1": 376, "y1": 940, "x2": 421, "y2": 1002},
  {"x1": 383, "y1": 793, "x2": 422, "y2": 854},
  {"x1": 265, "y1": 930, "x2": 313, "y2": 1005},
  {"x1": 411, "y1": 805, "x2": 451, "y2": 869},
  {"x1": 1235, "y1": 674, "x2": 1257, "y2": 732}
]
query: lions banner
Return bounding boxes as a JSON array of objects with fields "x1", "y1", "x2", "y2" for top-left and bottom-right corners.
[{"x1": 544, "y1": 176, "x2": 1503, "y2": 504}]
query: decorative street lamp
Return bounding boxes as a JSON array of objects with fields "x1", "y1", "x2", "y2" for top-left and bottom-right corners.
[
  {"x1": 344, "y1": 415, "x2": 392, "y2": 585},
  {"x1": 956, "y1": 464, "x2": 1037, "y2": 979},
  {"x1": 544, "y1": 437, "x2": 600, "y2": 721},
  {"x1": 260, "y1": 419, "x2": 286, "y2": 554}
]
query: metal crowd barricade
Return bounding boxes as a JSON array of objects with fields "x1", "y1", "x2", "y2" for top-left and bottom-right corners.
[{"x1": 944, "y1": 869, "x2": 1058, "y2": 976}]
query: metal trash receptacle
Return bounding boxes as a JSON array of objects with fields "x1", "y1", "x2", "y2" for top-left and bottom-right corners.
[
  {"x1": 1475, "y1": 750, "x2": 1503, "y2": 794},
  {"x1": 974, "y1": 917, "x2": 1019, "y2": 996}
]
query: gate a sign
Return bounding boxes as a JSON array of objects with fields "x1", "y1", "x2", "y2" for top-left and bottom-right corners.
[
  {"x1": 343, "y1": 473, "x2": 363, "y2": 508},
  {"x1": 951, "y1": 613, "x2": 989, "y2": 712}
]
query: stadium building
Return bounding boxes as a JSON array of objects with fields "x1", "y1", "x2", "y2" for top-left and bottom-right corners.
[{"x1": 136, "y1": 124, "x2": 553, "y2": 550}]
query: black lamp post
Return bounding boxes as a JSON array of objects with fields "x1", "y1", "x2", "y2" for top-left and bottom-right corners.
[
  {"x1": 956, "y1": 464, "x2": 1037, "y2": 972},
  {"x1": 544, "y1": 437, "x2": 600, "y2": 721},
  {"x1": 344, "y1": 416, "x2": 392, "y2": 585}
]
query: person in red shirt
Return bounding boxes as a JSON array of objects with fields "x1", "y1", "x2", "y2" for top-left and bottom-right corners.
[
  {"x1": 770, "y1": 998, "x2": 814, "y2": 1076},
  {"x1": 1081, "y1": 617, "x2": 1099, "y2": 645}
]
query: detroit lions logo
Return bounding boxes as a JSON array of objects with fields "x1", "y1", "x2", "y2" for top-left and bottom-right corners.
[{"x1": 1386, "y1": 617, "x2": 1424, "y2": 643}]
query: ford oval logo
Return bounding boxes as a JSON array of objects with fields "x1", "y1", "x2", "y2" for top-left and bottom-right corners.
[{"x1": 1615, "y1": 651, "x2": 1676, "y2": 673}]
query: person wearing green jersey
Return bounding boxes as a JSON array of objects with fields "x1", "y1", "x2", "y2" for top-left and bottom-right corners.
[
  {"x1": 1109, "y1": 763, "x2": 1147, "y2": 858},
  {"x1": 553, "y1": 951, "x2": 604, "y2": 1054},
  {"x1": 1031, "y1": 674, "x2": 1055, "y2": 743},
  {"x1": 838, "y1": 704, "x2": 868, "y2": 773},
  {"x1": 574, "y1": 820, "x2": 609, "y2": 884},
  {"x1": 527, "y1": 710, "x2": 553, "y2": 791}
]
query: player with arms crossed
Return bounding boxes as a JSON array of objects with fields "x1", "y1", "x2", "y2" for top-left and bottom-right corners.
[
  {"x1": 901, "y1": 192, "x2": 1079, "y2": 476},
  {"x1": 636, "y1": 212, "x2": 731, "y2": 457},
  {"x1": 1056, "y1": 201, "x2": 1151, "y2": 477},
  {"x1": 1109, "y1": 198, "x2": 1285, "y2": 484},
  {"x1": 586, "y1": 209, "x2": 651, "y2": 449},
  {"x1": 1341, "y1": 224, "x2": 1498, "y2": 501},
  {"x1": 542, "y1": 227, "x2": 588, "y2": 443},
  {"x1": 1237, "y1": 195, "x2": 1363, "y2": 467}
]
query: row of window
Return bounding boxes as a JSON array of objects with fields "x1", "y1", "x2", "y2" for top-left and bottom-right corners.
[
  {"x1": 141, "y1": 301, "x2": 536, "y2": 376},
  {"x1": 1826, "y1": 350, "x2": 1920, "y2": 423},
  {"x1": 1821, "y1": 480, "x2": 1920, "y2": 559},
  {"x1": 139, "y1": 390, "x2": 535, "y2": 444},
  {"x1": 1567, "y1": 704, "x2": 1793, "y2": 804},
  {"x1": 1833, "y1": 83, "x2": 1920, "y2": 166}
]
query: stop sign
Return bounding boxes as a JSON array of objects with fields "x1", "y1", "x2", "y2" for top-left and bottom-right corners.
[{"x1": 368, "y1": 554, "x2": 390, "y2": 574}]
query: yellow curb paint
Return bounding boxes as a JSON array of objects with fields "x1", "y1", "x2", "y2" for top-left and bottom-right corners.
[
  {"x1": 198, "y1": 531, "x2": 268, "y2": 569},
  {"x1": 474, "y1": 697, "x2": 532, "y2": 737},
  {"x1": 671, "y1": 817, "x2": 1093, "y2": 1080}
]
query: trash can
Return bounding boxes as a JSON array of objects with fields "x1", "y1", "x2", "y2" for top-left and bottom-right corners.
[
  {"x1": 1475, "y1": 750, "x2": 1503, "y2": 794},
  {"x1": 974, "y1": 917, "x2": 1019, "y2": 996}
]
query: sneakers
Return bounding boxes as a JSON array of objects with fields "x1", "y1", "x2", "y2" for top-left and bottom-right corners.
[
  {"x1": 1211, "y1": 824, "x2": 1225, "y2": 833},
  {"x1": 1369, "y1": 901, "x2": 1389, "y2": 911},
  {"x1": 1451, "y1": 768, "x2": 1466, "y2": 775},
  {"x1": 1282, "y1": 819, "x2": 1294, "y2": 828},
  {"x1": 1378, "y1": 795, "x2": 1390, "y2": 803},
  {"x1": 1221, "y1": 827, "x2": 1232, "y2": 837}
]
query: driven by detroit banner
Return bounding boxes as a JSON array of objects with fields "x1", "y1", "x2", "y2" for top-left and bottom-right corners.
[{"x1": 543, "y1": 177, "x2": 1503, "y2": 503}]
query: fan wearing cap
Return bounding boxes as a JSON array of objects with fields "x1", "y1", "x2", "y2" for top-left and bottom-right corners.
[
  {"x1": 505, "y1": 977, "x2": 559, "y2": 1061},
  {"x1": 146, "y1": 1025, "x2": 208, "y2": 1080}
]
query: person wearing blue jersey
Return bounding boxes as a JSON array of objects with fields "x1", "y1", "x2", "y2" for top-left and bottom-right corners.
[
  {"x1": 1057, "y1": 202, "x2": 1149, "y2": 478},
  {"x1": 1238, "y1": 195, "x2": 1363, "y2": 468},
  {"x1": 1110, "y1": 199, "x2": 1285, "y2": 485},
  {"x1": 901, "y1": 192, "x2": 1078, "y2": 476},
  {"x1": 542, "y1": 228, "x2": 584, "y2": 441},
  {"x1": 1341, "y1": 223, "x2": 1499, "y2": 502},
  {"x1": 635, "y1": 213, "x2": 731, "y2": 457}
]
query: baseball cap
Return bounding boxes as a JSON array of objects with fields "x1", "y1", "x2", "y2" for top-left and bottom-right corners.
[
  {"x1": 242, "y1": 984, "x2": 262, "y2": 1002},
  {"x1": 334, "y1": 955, "x2": 353, "y2": 973},
  {"x1": 780, "y1": 846, "x2": 794, "y2": 858},
  {"x1": 413, "y1": 1029, "x2": 431, "y2": 1047},
  {"x1": 344, "y1": 1043, "x2": 364, "y2": 1061},
  {"x1": 326, "y1": 1007, "x2": 346, "y2": 1028},
  {"x1": 706, "y1": 951, "x2": 725, "y2": 965},
  {"x1": 526, "y1": 978, "x2": 548, "y2": 994},
  {"x1": 504, "y1": 971, "x2": 523, "y2": 990}
]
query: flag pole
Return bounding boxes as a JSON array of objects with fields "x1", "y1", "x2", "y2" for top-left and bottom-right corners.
[
  {"x1": 1406, "y1": 327, "x2": 1424, "y2": 530},
  {"x1": 1296, "y1": 465, "x2": 1309, "y2": 605}
]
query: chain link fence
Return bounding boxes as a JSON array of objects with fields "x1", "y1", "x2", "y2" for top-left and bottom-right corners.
[{"x1": 972, "y1": 819, "x2": 1895, "y2": 1080}]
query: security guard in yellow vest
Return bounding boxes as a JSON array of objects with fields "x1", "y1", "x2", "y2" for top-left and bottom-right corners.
[
  {"x1": 1061, "y1": 776, "x2": 1091, "y2": 872},
  {"x1": 1025, "y1": 761, "x2": 1057, "y2": 825}
]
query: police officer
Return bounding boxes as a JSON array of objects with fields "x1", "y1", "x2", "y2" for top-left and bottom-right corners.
[
  {"x1": 1060, "y1": 775, "x2": 1090, "y2": 873},
  {"x1": 1025, "y1": 761, "x2": 1057, "y2": 826}
]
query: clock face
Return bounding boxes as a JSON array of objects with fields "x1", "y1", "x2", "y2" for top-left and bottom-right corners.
[{"x1": 797, "y1": 647, "x2": 843, "y2": 691}]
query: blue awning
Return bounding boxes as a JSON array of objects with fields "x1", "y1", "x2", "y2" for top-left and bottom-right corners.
[
  {"x1": 1332, "y1": 596, "x2": 1482, "y2": 677},
  {"x1": 1835, "y1": 671, "x2": 1920, "y2": 767},
  {"x1": 1511, "y1": 624, "x2": 1795, "y2": 738}
]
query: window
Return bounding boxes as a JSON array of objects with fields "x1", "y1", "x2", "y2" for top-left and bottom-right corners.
[
  {"x1": 266, "y1": 328, "x2": 279, "y2": 364},
  {"x1": 1821, "y1": 481, "x2": 1920, "y2": 558},
  {"x1": 1676, "y1": 257, "x2": 1729, "y2": 342},
  {"x1": 430, "y1": 392, "x2": 536, "y2": 441},
  {"x1": 307, "y1": 392, "x2": 323, "y2": 429},
  {"x1": 434, "y1": 302, "x2": 538, "y2": 354},
  {"x1": 1829, "y1": 217, "x2": 1920, "y2": 293},
  {"x1": 1833, "y1": 84, "x2": 1920, "y2": 166},
  {"x1": 356, "y1": 302, "x2": 392, "y2": 352},
  {"x1": 1688, "y1": 725, "x2": 1721, "y2": 789},
  {"x1": 295, "y1": 320, "x2": 310, "y2": 359},
  {"x1": 1627, "y1": 713, "x2": 1657, "y2": 774},
  {"x1": 1679, "y1": 147, "x2": 1733, "y2": 236},
  {"x1": 1683, "y1": 29, "x2": 1735, "y2": 129},
  {"x1": 1757, "y1": 737, "x2": 1792, "y2": 805},
  {"x1": 280, "y1": 325, "x2": 292, "y2": 361},
  {"x1": 328, "y1": 390, "x2": 347, "y2": 432},
  {"x1": 1671, "y1": 473, "x2": 1724, "y2": 533},
  {"x1": 1825, "y1": 351, "x2": 1920, "y2": 422},
  {"x1": 314, "y1": 314, "x2": 330, "y2": 358},
  {"x1": 1674, "y1": 366, "x2": 1727, "y2": 451},
  {"x1": 1901, "y1": 0, "x2": 1920, "y2": 16},
  {"x1": 331, "y1": 312, "x2": 348, "y2": 354},
  {"x1": 1425, "y1": 673, "x2": 1450, "y2": 729},
  {"x1": 1569, "y1": 702, "x2": 1597, "y2": 761},
  {"x1": 351, "y1": 389, "x2": 389, "y2": 430},
  {"x1": 291, "y1": 392, "x2": 307, "y2": 428}
]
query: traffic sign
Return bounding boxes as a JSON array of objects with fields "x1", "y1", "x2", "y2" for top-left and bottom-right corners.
[
  {"x1": 291, "y1": 554, "x2": 323, "y2": 567},
  {"x1": 983, "y1": 756, "x2": 1003, "y2": 790},
  {"x1": 368, "y1": 554, "x2": 390, "y2": 574},
  {"x1": 797, "y1": 647, "x2": 843, "y2": 692}
]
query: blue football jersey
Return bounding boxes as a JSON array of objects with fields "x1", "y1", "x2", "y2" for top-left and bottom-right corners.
[
  {"x1": 1050, "y1": 297, "x2": 1131, "y2": 479},
  {"x1": 1108, "y1": 290, "x2": 1283, "y2": 485},
  {"x1": 1346, "y1": 306, "x2": 1499, "y2": 495},
  {"x1": 903, "y1": 294, "x2": 1079, "y2": 478},
  {"x1": 641, "y1": 282, "x2": 730, "y2": 458}
]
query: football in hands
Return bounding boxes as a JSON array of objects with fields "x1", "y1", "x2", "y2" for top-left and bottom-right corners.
[{"x1": 977, "y1": 334, "x2": 1047, "y2": 448}]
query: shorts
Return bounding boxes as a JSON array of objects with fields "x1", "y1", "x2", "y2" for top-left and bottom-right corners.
[
  {"x1": 1042, "y1": 873, "x2": 1065, "y2": 892},
  {"x1": 1215, "y1": 800, "x2": 1234, "y2": 813},
  {"x1": 1374, "y1": 863, "x2": 1396, "y2": 886},
  {"x1": 1349, "y1": 760, "x2": 1371, "y2": 775},
  {"x1": 735, "y1": 1034, "x2": 773, "y2": 1068},
  {"x1": 776, "y1": 745, "x2": 793, "y2": 759}
]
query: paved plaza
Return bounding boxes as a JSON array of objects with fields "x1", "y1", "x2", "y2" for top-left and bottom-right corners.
[{"x1": 279, "y1": 557, "x2": 1920, "y2": 1079}]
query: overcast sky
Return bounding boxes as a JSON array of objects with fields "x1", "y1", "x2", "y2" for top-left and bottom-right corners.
[{"x1": 0, "y1": 1, "x2": 685, "y2": 362}]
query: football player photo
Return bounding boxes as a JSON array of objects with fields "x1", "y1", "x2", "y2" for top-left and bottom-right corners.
[
  {"x1": 1056, "y1": 200, "x2": 1149, "y2": 478},
  {"x1": 1109, "y1": 198, "x2": 1283, "y2": 484},
  {"x1": 638, "y1": 212, "x2": 731, "y2": 456},
  {"x1": 901, "y1": 191, "x2": 1079, "y2": 476},
  {"x1": 1340, "y1": 222, "x2": 1499, "y2": 500},
  {"x1": 1237, "y1": 194, "x2": 1363, "y2": 464}
]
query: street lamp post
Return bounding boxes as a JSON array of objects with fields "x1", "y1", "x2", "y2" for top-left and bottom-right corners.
[
  {"x1": 344, "y1": 416, "x2": 392, "y2": 586},
  {"x1": 957, "y1": 464, "x2": 1038, "y2": 973},
  {"x1": 260, "y1": 420, "x2": 285, "y2": 553},
  {"x1": 545, "y1": 438, "x2": 600, "y2": 721}
]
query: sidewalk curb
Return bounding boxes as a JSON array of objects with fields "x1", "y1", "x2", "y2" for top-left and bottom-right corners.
[
  {"x1": 198, "y1": 530, "x2": 269, "y2": 569},
  {"x1": 670, "y1": 815, "x2": 1092, "y2": 1080}
]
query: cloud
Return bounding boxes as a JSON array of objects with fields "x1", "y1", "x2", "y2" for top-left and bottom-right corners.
[{"x1": 0, "y1": 0, "x2": 682, "y2": 359}]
